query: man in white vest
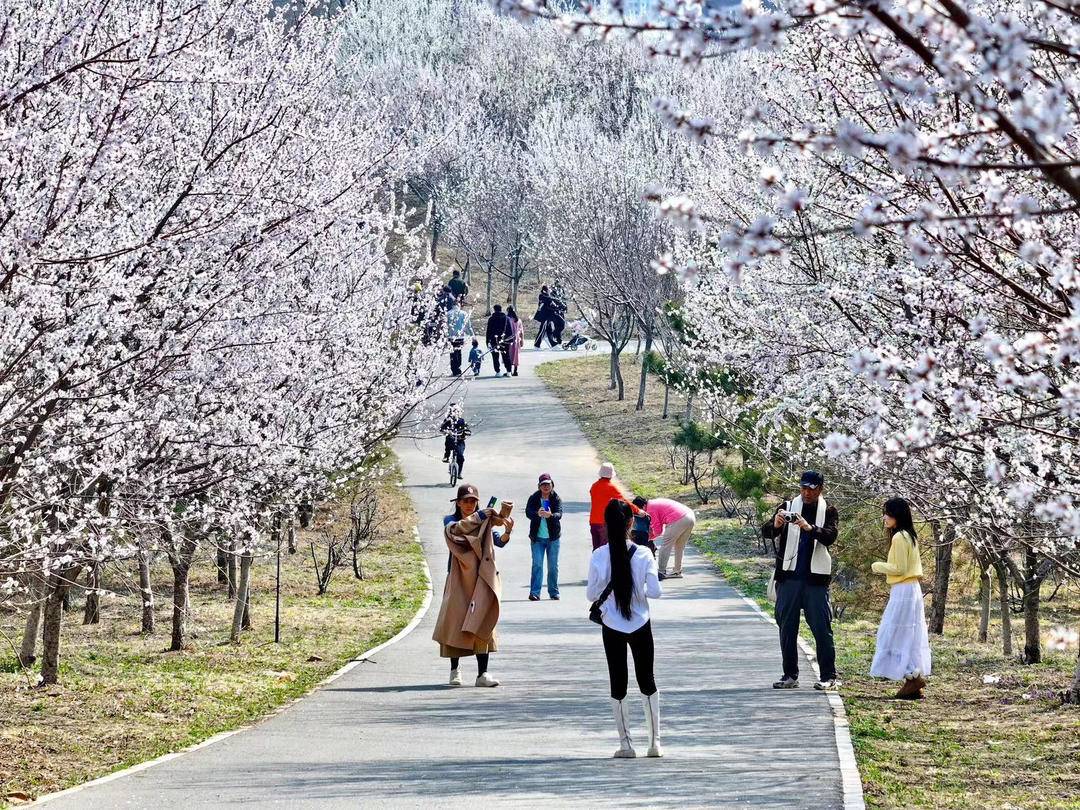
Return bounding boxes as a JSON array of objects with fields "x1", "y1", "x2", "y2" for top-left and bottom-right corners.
[{"x1": 761, "y1": 470, "x2": 840, "y2": 690}]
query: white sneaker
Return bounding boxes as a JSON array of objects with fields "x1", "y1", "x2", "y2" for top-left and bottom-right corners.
[
  {"x1": 475, "y1": 672, "x2": 500, "y2": 687},
  {"x1": 814, "y1": 678, "x2": 842, "y2": 691},
  {"x1": 449, "y1": 669, "x2": 462, "y2": 687}
]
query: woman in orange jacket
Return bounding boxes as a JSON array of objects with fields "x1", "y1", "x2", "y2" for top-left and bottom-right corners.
[{"x1": 589, "y1": 463, "x2": 640, "y2": 549}]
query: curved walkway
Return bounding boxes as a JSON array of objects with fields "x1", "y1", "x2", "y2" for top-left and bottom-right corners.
[{"x1": 40, "y1": 346, "x2": 852, "y2": 809}]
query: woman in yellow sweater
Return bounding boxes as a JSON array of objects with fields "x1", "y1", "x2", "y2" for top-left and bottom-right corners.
[{"x1": 870, "y1": 498, "x2": 932, "y2": 699}]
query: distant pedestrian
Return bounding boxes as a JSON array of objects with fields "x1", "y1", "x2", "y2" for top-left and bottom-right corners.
[
  {"x1": 447, "y1": 269, "x2": 468, "y2": 304},
  {"x1": 761, "y1": 470, "x2": 840, "y2": 691},
  {"x1": 525, "y1": 473, "x2": 562, "y2": 600},
  {"x1": 549, "y1": 282, "x2": 567, "y2": 345},
  {"x1": 533, "y1": 286, "x2": 557, "y2": 349},
  {"x1": 588, "y1": 463, "x2": 640, "y2": 550},
  {"x1": 435, "y1": 483, "x2": 513, "y2": 687},
  {"x1": 507, "y1": 306, "x2": 524, "y2": 376},
  {"x1": 630, "y1": 497, "x2": 657, "y2": 555},
  {"x1": 635, "y1": 497, "x2": 696, "y2": 580},
  {"x1": 587, "y1": 499, "x2": 663, "y2": 758},
  {"x1": 486, "y1": 304, "x2": 513, "y2": 377},
  {"x1": 871, "y1": 498, "x2": 931, "y2": 699},
  {"x1": 468, "y1": 338, "x2": 483, "y2": 376},
  {"x1": 446, "y1": 299, "x2": 473, "y2": 377}
]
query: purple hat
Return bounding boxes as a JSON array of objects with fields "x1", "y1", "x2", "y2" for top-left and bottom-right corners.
[{"x1": 538, "y1": 473, "x2": 553, "y2": 486}]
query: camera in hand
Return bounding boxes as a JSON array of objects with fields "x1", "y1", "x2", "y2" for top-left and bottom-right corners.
[{"x1": 784, "y1": 511, "x2": 800, "y2": 524}]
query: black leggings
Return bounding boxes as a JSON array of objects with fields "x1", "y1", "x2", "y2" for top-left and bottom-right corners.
[
  {"x1": 450, "y1": 653, "x2": 489, "y2": 675},
  {"x1": 602, "y1": 621, "x2": 656, "y2": 700}
]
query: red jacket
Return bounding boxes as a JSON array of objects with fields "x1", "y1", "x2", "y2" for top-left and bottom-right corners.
[{"x1": 589, "y1": 478, "x2": 640, "y2": 525}]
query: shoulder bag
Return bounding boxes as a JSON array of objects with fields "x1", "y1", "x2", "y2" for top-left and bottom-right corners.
[{"x1": 589, "y1": 581, "x2": 614, "y2": 625}]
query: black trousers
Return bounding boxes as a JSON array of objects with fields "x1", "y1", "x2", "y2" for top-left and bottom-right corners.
[
  {"x1": 490, "y1": 344, "x2": 509, "y2": 373},
  {"x1": 449, "y1": 343, "x2": 463, "y2": 376},
  {"x1": 774, "y1": 578, "x2": 836, "y2": 680},
  {"x1": 602, "y1": 621, "x2": 657, "y2": 700},
  {"x1": 534, "y1": 319, "x2": 554, "y2": 348}
]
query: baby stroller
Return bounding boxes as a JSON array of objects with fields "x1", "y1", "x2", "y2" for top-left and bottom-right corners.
[{"x1": 563, "y1": 319, "x2": 596, "y2": 351}]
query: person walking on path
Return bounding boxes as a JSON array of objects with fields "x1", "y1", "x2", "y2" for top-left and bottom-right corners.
[
  {"x1": 468, "y1": 338, "x2": 483, "y2": 376},
  {"x1": 761, "y1": 470, "x2": 841, "y2": 691},
  {"x1": 525, "y1": 473, "x2": 562, "y2": 601},
  {"x1": 870, "y1": 498, "x2": 931, "y2": 699},
  {"x1": 446, "y1": 299, "x2": 473, "y2": 377},
  {"x1": 435, "y1": 483, "x2": 513, "y2": 687},
  {"x1": 507, "y1": 305, "x2": 524, "y2": 376},
  {"x1": 533, "y1": 286, "x2": 559, "y2": 349},
  {"x1": 587, "y1": 500, "x2": 663, "y2": 759},
  {"x1": 589, "y1": 463, "x2": 641, "y2": 550},
  {"x1": 486, "y1": 304, "x2": 513, "y2": 377},
  {"x1": 633, "y1": 496, "x2": 696, "y2": 580},
  {"x1": 447, "y1": 269, "x2": 468, "y2": 304}
]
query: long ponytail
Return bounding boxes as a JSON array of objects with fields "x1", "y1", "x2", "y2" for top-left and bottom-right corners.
[{"x1": 605, "y1": 499, "x2": 634, "y2": 620}]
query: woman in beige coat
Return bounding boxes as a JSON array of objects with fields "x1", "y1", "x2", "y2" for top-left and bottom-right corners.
[{"x1": 434, "y1": 483, "x2": 513, "y2": 687}]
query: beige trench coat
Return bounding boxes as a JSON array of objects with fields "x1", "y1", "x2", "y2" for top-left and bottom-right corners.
[{"x1": 432, "y1": 510, "x2": 513, "y2": 657}]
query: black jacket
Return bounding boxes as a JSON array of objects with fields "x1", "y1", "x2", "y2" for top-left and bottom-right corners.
[
  {"x1": 486, "y1": 311, "x2": 512, "y2": 347},
  {"x1": 525, "y1": 490, "x2": 563, "y2": 541}
]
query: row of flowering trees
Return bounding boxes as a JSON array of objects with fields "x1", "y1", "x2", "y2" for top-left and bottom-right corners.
[
  {"x1": 1, "y1": 0, "x2": 444, "y2": 683},
  {"x1": 493, "y1": 0, "x2": 1079, "y2": 699}
]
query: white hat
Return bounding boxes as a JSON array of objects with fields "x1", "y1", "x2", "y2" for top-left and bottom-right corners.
[{"x1": 598, "y1": 462, "x2": 615, "y2": 479}]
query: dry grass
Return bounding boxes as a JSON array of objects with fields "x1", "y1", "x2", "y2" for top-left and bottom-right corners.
[
  {"x1": 0, "y1": 458, "x2": 426, "y2": 804},
  {"x1": 538, "y1": 353, "x2": 1080, "y2": 810}
]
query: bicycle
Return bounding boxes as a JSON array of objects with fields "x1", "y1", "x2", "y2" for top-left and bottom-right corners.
[{"x1": 448, "y1": 448, "x2": 461, "y2": 487}]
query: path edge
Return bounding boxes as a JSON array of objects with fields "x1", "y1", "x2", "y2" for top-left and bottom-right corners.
[
  {"x1": 732, "y1": 584, "x2": 866, "y2": 810},
  {"x1": 31, "y1": 535, "x2": 434, "y2": 807}
]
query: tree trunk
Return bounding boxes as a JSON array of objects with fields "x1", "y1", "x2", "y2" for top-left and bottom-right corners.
[
  {"x1": 1022, "y1": 548, "x2": 1041, "y2": 664},
  {"x1": 485, "y1": 262, "x2": 493, "y2": 316},
  {"x1": 82, "y1": 562, "x2": 101, "y2": 625},
  {"x1": 41, "y1": 567, "x2": 75, "y2": 685},
  {"x1": 927, "y1": 522, "x2": 953, "y2": 635},
  {"x1": 170, "y1": 564, "x2": 190, "y2": 652},
  {"x1": 662, "y1": 382, "x2": 670, "y2": 419},
  {"x1": 635, "y1": 333, "x2": 652, "y2": 411},
  {"x1": 138, "y1": 547, "x2": 155, "y2": 634},
  {"x1": 977, "y1": 567, "x2": 991, "y2": 643},
  {"x1": 216, "y1": 543, "x2": 228, "y2": 584},
  {"x1": 18, "y1": 577, "x2": 44, "y2": 666},
  {"x1": 230, "y1": 551, "x2": 253, "y2": 642},
  {"x1": 994, "y1": 560, "x2": 1013, "y2": 657},
  {"x1": 227, "y1": 537, "x2": 237, "y2": 600}
]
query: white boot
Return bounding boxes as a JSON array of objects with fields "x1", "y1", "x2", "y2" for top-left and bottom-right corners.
[
  {"x1": 642, "y1": 692, "x2": 663, "y2": 757},
  {"x1": 611, "y1": 698, "x2": 636, "y2": 758},
  {"x1": 448, "y1": 669, "x2": 462, "y2": 687}
]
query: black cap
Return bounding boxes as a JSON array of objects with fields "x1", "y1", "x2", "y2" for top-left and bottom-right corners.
[
  {"x1": 452, "y1": 483, "x2": 479, "y2": 502},
  {"x1": 800, "y1": 470, "x2": 824, "y2": 488}
]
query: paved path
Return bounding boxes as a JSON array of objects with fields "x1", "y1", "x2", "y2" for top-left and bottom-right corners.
[{"x1": 41, "y1": 346, "x2": 848, "y2": 809}]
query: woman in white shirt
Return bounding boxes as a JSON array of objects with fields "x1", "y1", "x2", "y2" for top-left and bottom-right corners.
[{"x1": 587, "y1": 499, "x2": 663, "y2": 758}]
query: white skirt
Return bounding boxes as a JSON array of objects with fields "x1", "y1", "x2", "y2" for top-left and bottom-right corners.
[{"x1": 870, "y1": 581, "x2": 932, "y2": 681}]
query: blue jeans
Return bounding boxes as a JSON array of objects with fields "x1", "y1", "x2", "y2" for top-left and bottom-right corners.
[{"x1": 530, "y1": 538, "x2": 560, "y2": 598}]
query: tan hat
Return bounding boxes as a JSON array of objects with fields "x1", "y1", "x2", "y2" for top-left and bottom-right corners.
[
  {"x1": 598, "y1": 462, "x2": 614, "y2": 479},
  {"x1": 452, "y1": 483, "x2": 479, "y2": 502}
]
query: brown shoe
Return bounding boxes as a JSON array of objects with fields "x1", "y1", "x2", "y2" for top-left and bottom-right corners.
[{"x1": 894, "y1": 676, "x2": 926, "y2": 699}]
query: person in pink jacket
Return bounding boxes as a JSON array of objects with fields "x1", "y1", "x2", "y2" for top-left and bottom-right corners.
[
  {"x1": 633, "y1": 497, "x2": 696, "y2": 579},
  {"x1": 507, "y1": 306, "x2": 524, "y2": 376}
]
